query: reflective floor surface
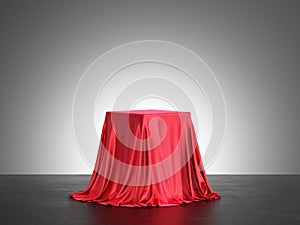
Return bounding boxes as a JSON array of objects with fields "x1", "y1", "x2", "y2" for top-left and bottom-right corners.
[{"x1": 0, "y1": 175, "x2": 299, "y2": 225}]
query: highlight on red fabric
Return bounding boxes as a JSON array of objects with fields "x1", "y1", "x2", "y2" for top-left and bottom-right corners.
[{"x1": 69, "y1": 110, "x2": 220, "y2": 207}]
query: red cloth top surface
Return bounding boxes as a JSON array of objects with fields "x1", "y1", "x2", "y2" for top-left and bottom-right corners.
[{"x1": 106, "y1": 109, "x2": 190, "y2": 115}]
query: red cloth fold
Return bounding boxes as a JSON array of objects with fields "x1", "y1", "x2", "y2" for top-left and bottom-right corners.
[{"x1": 69, "y1": 110, "x2": 220, "y2": 207}]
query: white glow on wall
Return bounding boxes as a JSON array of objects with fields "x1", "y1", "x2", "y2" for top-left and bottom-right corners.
[{"x1": 72, "y1": 40, "x2": 226, "y2": 170}]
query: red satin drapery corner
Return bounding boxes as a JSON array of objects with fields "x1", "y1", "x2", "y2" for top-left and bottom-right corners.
[{"x1": 69, "y1": 110, "x2": 220, "y2": 207}]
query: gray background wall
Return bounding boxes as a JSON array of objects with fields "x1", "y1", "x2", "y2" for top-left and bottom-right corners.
[{"x1": 0, "y1": 0, "x2": 299, "y2": 174}]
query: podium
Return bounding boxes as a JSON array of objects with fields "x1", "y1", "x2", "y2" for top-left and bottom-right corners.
[{"x1": 69, "y1": 110, "x2": 220, "y2": 207}]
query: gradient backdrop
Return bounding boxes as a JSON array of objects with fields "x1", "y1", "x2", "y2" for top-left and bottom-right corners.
[{"x1": 0, "y1": 0, "x2": 299, "y2": 174}]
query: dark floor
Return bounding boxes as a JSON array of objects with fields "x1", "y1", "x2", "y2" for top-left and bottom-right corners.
[{"x1": 0, "y1": 175, "x2": 299, "y2": 225}]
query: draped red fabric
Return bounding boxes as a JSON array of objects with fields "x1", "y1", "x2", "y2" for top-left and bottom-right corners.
[{"x1": 69, "y1": 110, "x2": 220, "y2": 207}]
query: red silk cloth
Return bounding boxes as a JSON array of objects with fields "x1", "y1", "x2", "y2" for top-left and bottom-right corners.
[{"x1": 69, "y1": 110, "x2": 220, "y2": 207}]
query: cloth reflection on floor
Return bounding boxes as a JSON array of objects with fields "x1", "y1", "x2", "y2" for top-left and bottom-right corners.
[{"x1": 73, "y1": 200, "x2": 220, "y2": 225}]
